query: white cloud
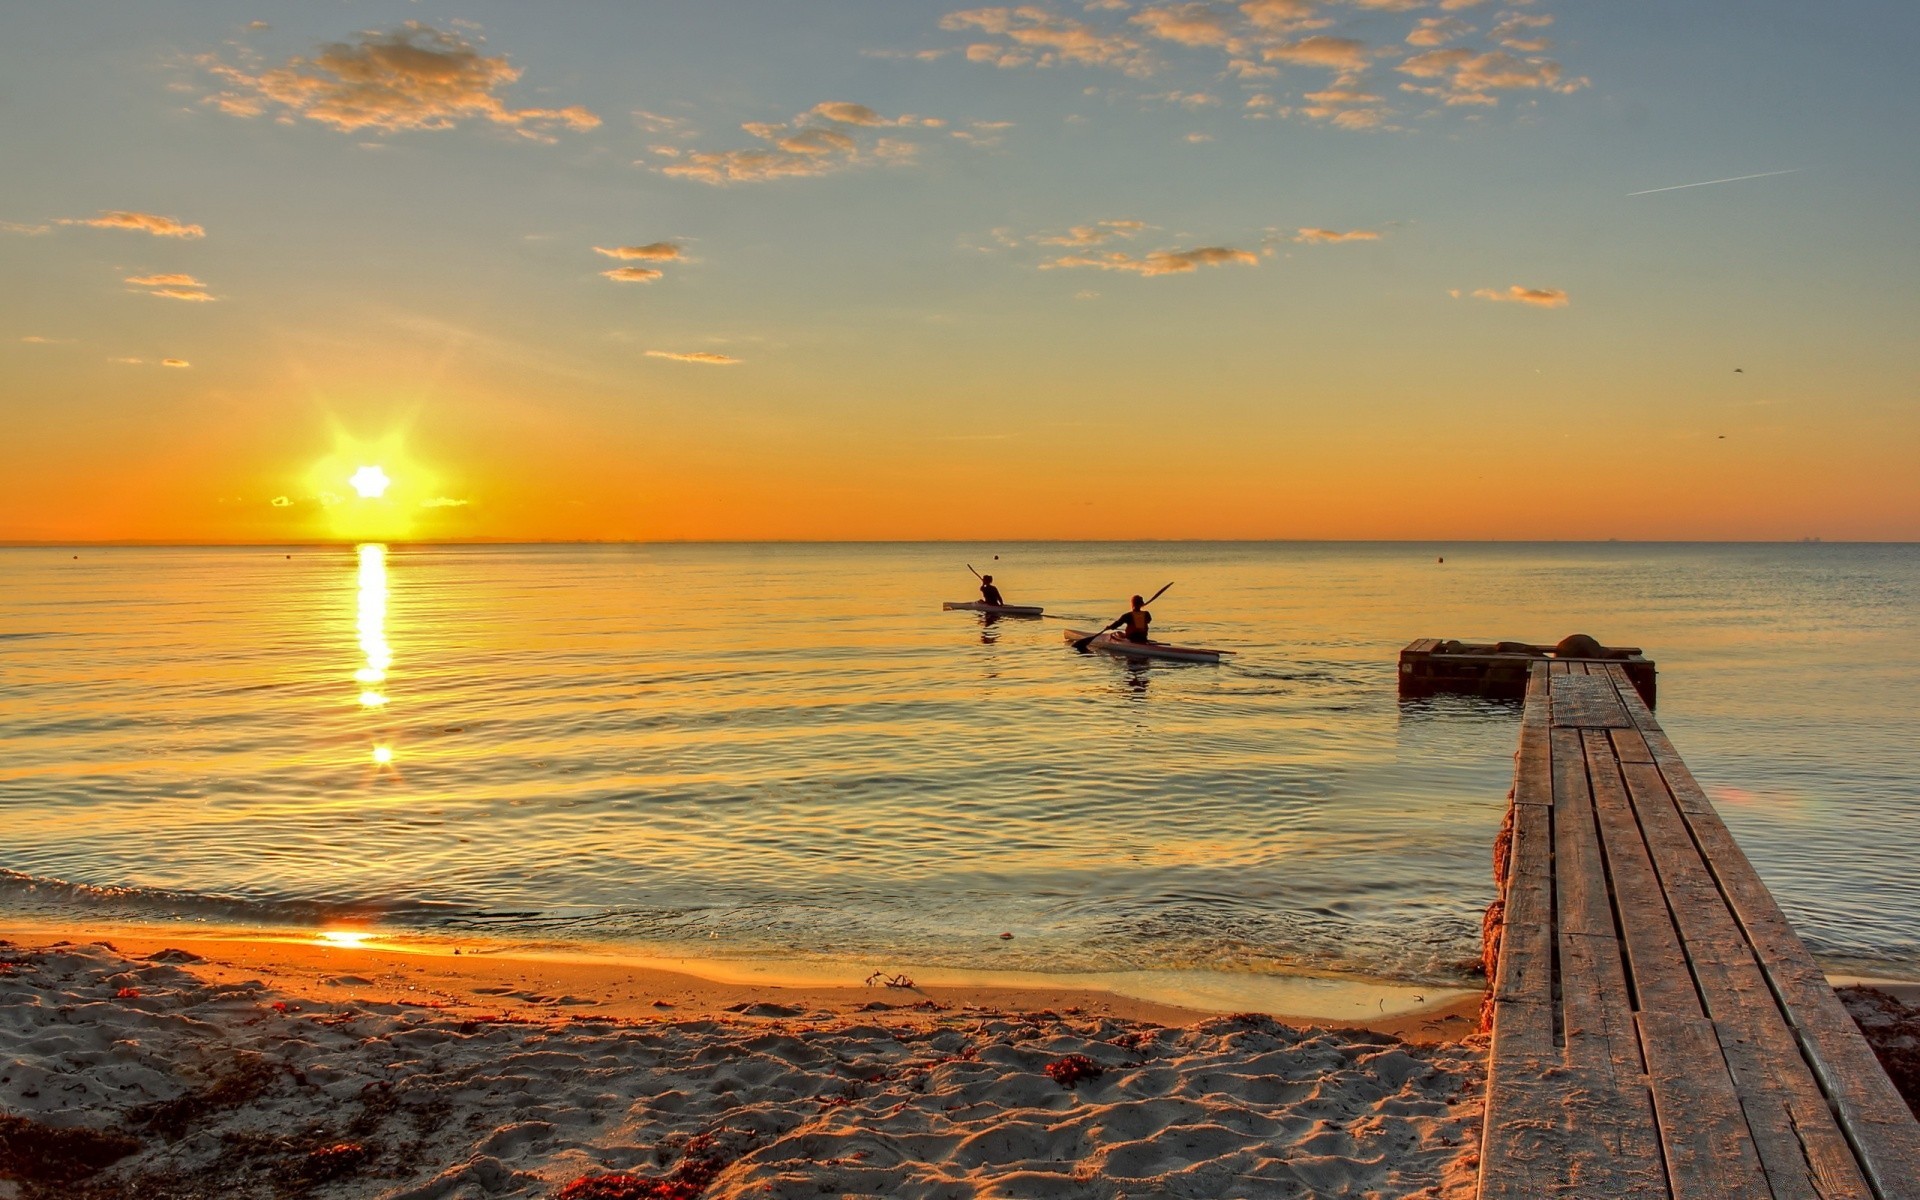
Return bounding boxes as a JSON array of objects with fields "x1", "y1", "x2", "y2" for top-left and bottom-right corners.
[
  {"x1": 1466, "y1": 284, "x2": 1569, "y2": 307},
  {"x1": 161, "y1": 358, "x2": 191, "y2": 368},
  {"x1": 201, "y1": 22, "x2": 600, "y2": 139},
  {"x1": 58, "y1": 211, "x2": 204, "y2": 238},
  {"x1": 1293, "y1": 227, "x2": 1380, "y2": 242},
  {"x1": 601, "y1": 266, "x2": 664, "y2": 283},
  {"x1": 1041, "y1": 244, "x2": 1258, "y2": 275},
  {"x1": 646, "y1": 350, "x2": 741, "y2": 364},
  {"x1": 594, "y1": 243, "x2": 682, "y2": 262},
  {"x1": 660, "y1": 105, "x2": 928, "y2": 185}
]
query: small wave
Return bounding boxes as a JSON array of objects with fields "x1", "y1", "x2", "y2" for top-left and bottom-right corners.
[{"x1": 0, "y1": 868, "x2": 485, "y2": 929}]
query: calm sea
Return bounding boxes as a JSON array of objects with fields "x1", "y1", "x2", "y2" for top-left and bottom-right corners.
[{"x1": 2, "y1": 543, "x2": 1916, "y2": 989}]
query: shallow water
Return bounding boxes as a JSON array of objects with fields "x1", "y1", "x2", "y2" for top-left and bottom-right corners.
[{"x1": 2, "y1": 542, "x2": 1915, "y2": 986}]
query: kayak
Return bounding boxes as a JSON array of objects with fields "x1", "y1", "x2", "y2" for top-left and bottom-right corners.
[
  {"x1": 1064, "y1": 629, "x2": 1225, "y2": 663},
  {"x1": 944, "y1": 601, "x2": 1045, "y2": 617}
]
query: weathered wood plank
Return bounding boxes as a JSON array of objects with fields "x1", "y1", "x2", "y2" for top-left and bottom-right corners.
[
  {"x1": 1619, "y1": 761, "x2": 1873, "y2": 1200},
  {"x1": 1550, "y1": 660, "x2": 1573, "y2": 676},
  {"x1": 1638, "y1": 1009, "x2": 1773, "y2": 1200},
  {"x1": 1408, "y1": 637, "x2": 1442, "y2": 654},
  {"x1": 1612, "y1": 726, "x2": 1655, "y2": 764},
  {"x1": 1553, "y1": 733, "x2": 1613, "y2": 939},
  {"x1": 1580, "y1": 730, "x2": 1701, "y2": 1017},
  {"x1": 1560, "y1": 931, "x2": 1644, "y2": 1084},
  {"x1": 1551, "y1": 673, "x2": 1632, "y2": 728},
  {"x1": 1512, "y1": 666, "x2": 1553, "y2": 808},
  {"x1": 1493, "y1": 799, "x2": 1554, "y2": 1006},
  {"x1": 1608, "y1": 665, "x2": 1716, "y2": 814},
  {"x1": 1479, "y1": 1068, "x2": 1669, "y2": 1199}
]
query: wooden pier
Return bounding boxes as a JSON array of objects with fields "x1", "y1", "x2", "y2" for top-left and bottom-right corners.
[{"x1": 1478, "y1": 660, "x2": 1920, "y2": 1199}]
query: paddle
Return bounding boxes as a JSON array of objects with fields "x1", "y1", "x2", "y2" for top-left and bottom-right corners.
[
  {"x1": 967, "y1": 564, "x2": 983, "y2": 580},
  {"x1": 1073, "y1": 582, "x2": 1173, "y2": 651}
]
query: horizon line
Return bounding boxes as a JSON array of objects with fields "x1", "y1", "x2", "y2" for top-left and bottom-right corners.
[{"x1": 0, "y1": 537, "x2": 1893, "y2": 549}]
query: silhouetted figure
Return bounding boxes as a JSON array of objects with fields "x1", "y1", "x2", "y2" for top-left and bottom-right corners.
[
  {"x1": 1104, "y1": 595, "x2": 1153, "y2": 644},
  {"x1": 979, "y1": 575, "x2": 1005, "y2": 606}
]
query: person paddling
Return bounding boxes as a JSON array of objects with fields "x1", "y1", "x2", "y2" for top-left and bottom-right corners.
[
  {"x1": 979, "y1": 574, "x2": 1006, "y2": 607},
  {"x1": 1103, "y1": 594, "x2": 1153, "y2": 644}
]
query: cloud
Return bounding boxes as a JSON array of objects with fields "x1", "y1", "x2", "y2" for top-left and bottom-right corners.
[
  {"x1": 594, "y1": 243, "x2": 682, "y2": 262},
  {"x1": 1406, "y1": 17, "x2": 1471, "y2": 46},
  {"x1": 1130, "y1": 4, "x2": 1239, "y2": 50},
  {"x1": 1263, "y1": 36, "x2": 1371, "y2": 71},
  {"x1": 1399, "y1": 47, "x2": 1587, "y2": 102},
  {"x1": 108, "y1": 357, "x2": 144, "y2": 365},
  {"x1": 19, "y1": 335, "x2": 75, "y2": 344},
  {"x1": 271, "y1": 496, "x2": 292, "y2": 507},
  {"x1": 162, "y1": 358, "x2": 191, "y2": 368},
  {"x1": 1293, "y1": 227, "x2": 1380, "y2": 242},
  {"x1": 941, "y1": 7, "x2": 1151, "y2": 73},
  {"x1": 1035, "y1": 218, "x2": 1147, "y2": 246},
  {"x1": 420, "y1": 496, "x2": 470, "y2": 507},
  {"x1": 146, "y1": 287, "x2": 217, "y2": 302},
  {"x1": 58, "y1": 211, "x2": 205, "y2": 238},
  {"x1": 1041, "y1": 245, "x2": 1258, "y2": 276},
  {"x1": 928, "y1": 2, "x2": 1589, "y2": 131},
  {"x1": 660, "y1": 106, "x2": 925, "y2": 185},
  {"x1": 810, "y1": 101, "x2": 942, "y2": 128},
  {"x1": 601, "y1": 266, "x2": 664, "y2": 283},
  {"x1": 201, "y1": 22, "x2": 600, "y2": 138},
  {"x1": 3, "y1": 220, "x2": 52, "y2": 236},
  {"x1": 1490, "y1": 12, "x2": 1553, "y2": 52},
  {"x1": 646, "y1": 350, "x2": 741, "y2": 364},
  {"x1": 125, "y1": 273, "x2": 206, "y2": 287},
  {"x1": 1239, "y1": 0, "x2": 1330, "y2": 34},
  {"x1": 1466, "y1": 284, "x2": 1569, "y2": 307}
]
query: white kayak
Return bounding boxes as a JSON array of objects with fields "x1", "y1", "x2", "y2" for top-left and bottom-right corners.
[
  {"x1": 944, "y1": 601, "x2": 1045, "y2": 617},
  {"x1": 1064, "y1": 629, "x2": 1225, "y2": 663}
]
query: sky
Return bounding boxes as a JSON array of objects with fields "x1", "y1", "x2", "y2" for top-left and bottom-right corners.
[{"x1": 2, "y1": 0, "x2": 1916, "y2": 542}]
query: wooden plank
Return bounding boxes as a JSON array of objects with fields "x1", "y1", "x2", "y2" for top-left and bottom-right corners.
[
  {"x1": 1408, "y1": 637, "x2": 1442, "y2": 654},
  {"x1": 1493, "y1": 799, "x2": 1554, "y2": 1006},
  {"x1": 1551, "y1": 659, "x2": 1573, "y2": 676},
  {"x1": 1481, "y1": 1027, "x2": 1667, "y2": 1200},
  {"x1": 1638, "y1": 1010, "x2": 1773, "y2": 1200},
  {"x1": 1551, "y1": 673, "x2": 1632, "y2": 728},
  {"x1": 1580, "y1": 731, "x2": 1701, "y2": 1017},
  {"x1": 1612, "y1": 727, "x2": 1655, "y2": 764},
  {"x1": 1512, "y1": 666, "x2": 1552, "y2": 808},
  {"x1": 1560, "y1": 931, "x2": 1644, "y2": 1083},
  {"x1": 1619, "y1": 761, "x2": 1872, "y2": 1200},
  {"x1": 1553, "y1": 732, "x2": 1613, "y2": 938}
]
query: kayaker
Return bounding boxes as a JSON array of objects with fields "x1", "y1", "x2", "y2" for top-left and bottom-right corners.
[
  {"x1": 1103, "y1": 595, "x2": 1152, "y2": 644},
  {"x1": 979, "y1": 575, "x2": 1006, "y2": 607}
]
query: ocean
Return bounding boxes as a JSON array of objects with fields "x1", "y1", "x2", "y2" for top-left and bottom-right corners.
[{"x1": 3, "y1": 542, "x2": 1916, "y2": 994}]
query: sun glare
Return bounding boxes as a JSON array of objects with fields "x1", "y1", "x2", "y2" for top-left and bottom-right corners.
[{"x1": 350, "y1": 465, "x2": 392, "y2": 498}]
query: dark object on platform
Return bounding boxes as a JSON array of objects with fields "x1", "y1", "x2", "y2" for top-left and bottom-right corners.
[{"x1": 1398, "y1": 636, "x2": 1656, "y2": 706}]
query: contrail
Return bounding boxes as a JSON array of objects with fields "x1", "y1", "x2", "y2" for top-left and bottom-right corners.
[{"x1": 1628, "y1": 168, "x2": 1800, "y2": 197}]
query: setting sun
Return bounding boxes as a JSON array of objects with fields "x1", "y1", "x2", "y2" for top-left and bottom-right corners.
[{"x1": 349, "y1": 466, "x2": 391, "y2": 499}]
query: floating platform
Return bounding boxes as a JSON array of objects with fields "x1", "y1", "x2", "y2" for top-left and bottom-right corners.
[
  {"x1": 1399, "y1": 637, "x2": 1656, "y2": 707},
  {"x1": 1477, "y1": 661, "x2": 1920, "y2": 1199}
]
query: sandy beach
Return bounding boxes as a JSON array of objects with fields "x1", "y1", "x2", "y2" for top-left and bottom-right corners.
[{"x1": 1, "y1": 927, "x2": 1488, "y2": 1199}]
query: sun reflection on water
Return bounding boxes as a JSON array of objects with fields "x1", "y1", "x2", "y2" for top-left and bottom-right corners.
[{"x1": 356, "y1": 544, "x2": 395, "y2": 760}]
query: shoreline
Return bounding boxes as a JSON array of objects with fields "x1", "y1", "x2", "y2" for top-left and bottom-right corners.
[{"x1": 0, "y1": 919, "x2": 1484, "y2": 1042}]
